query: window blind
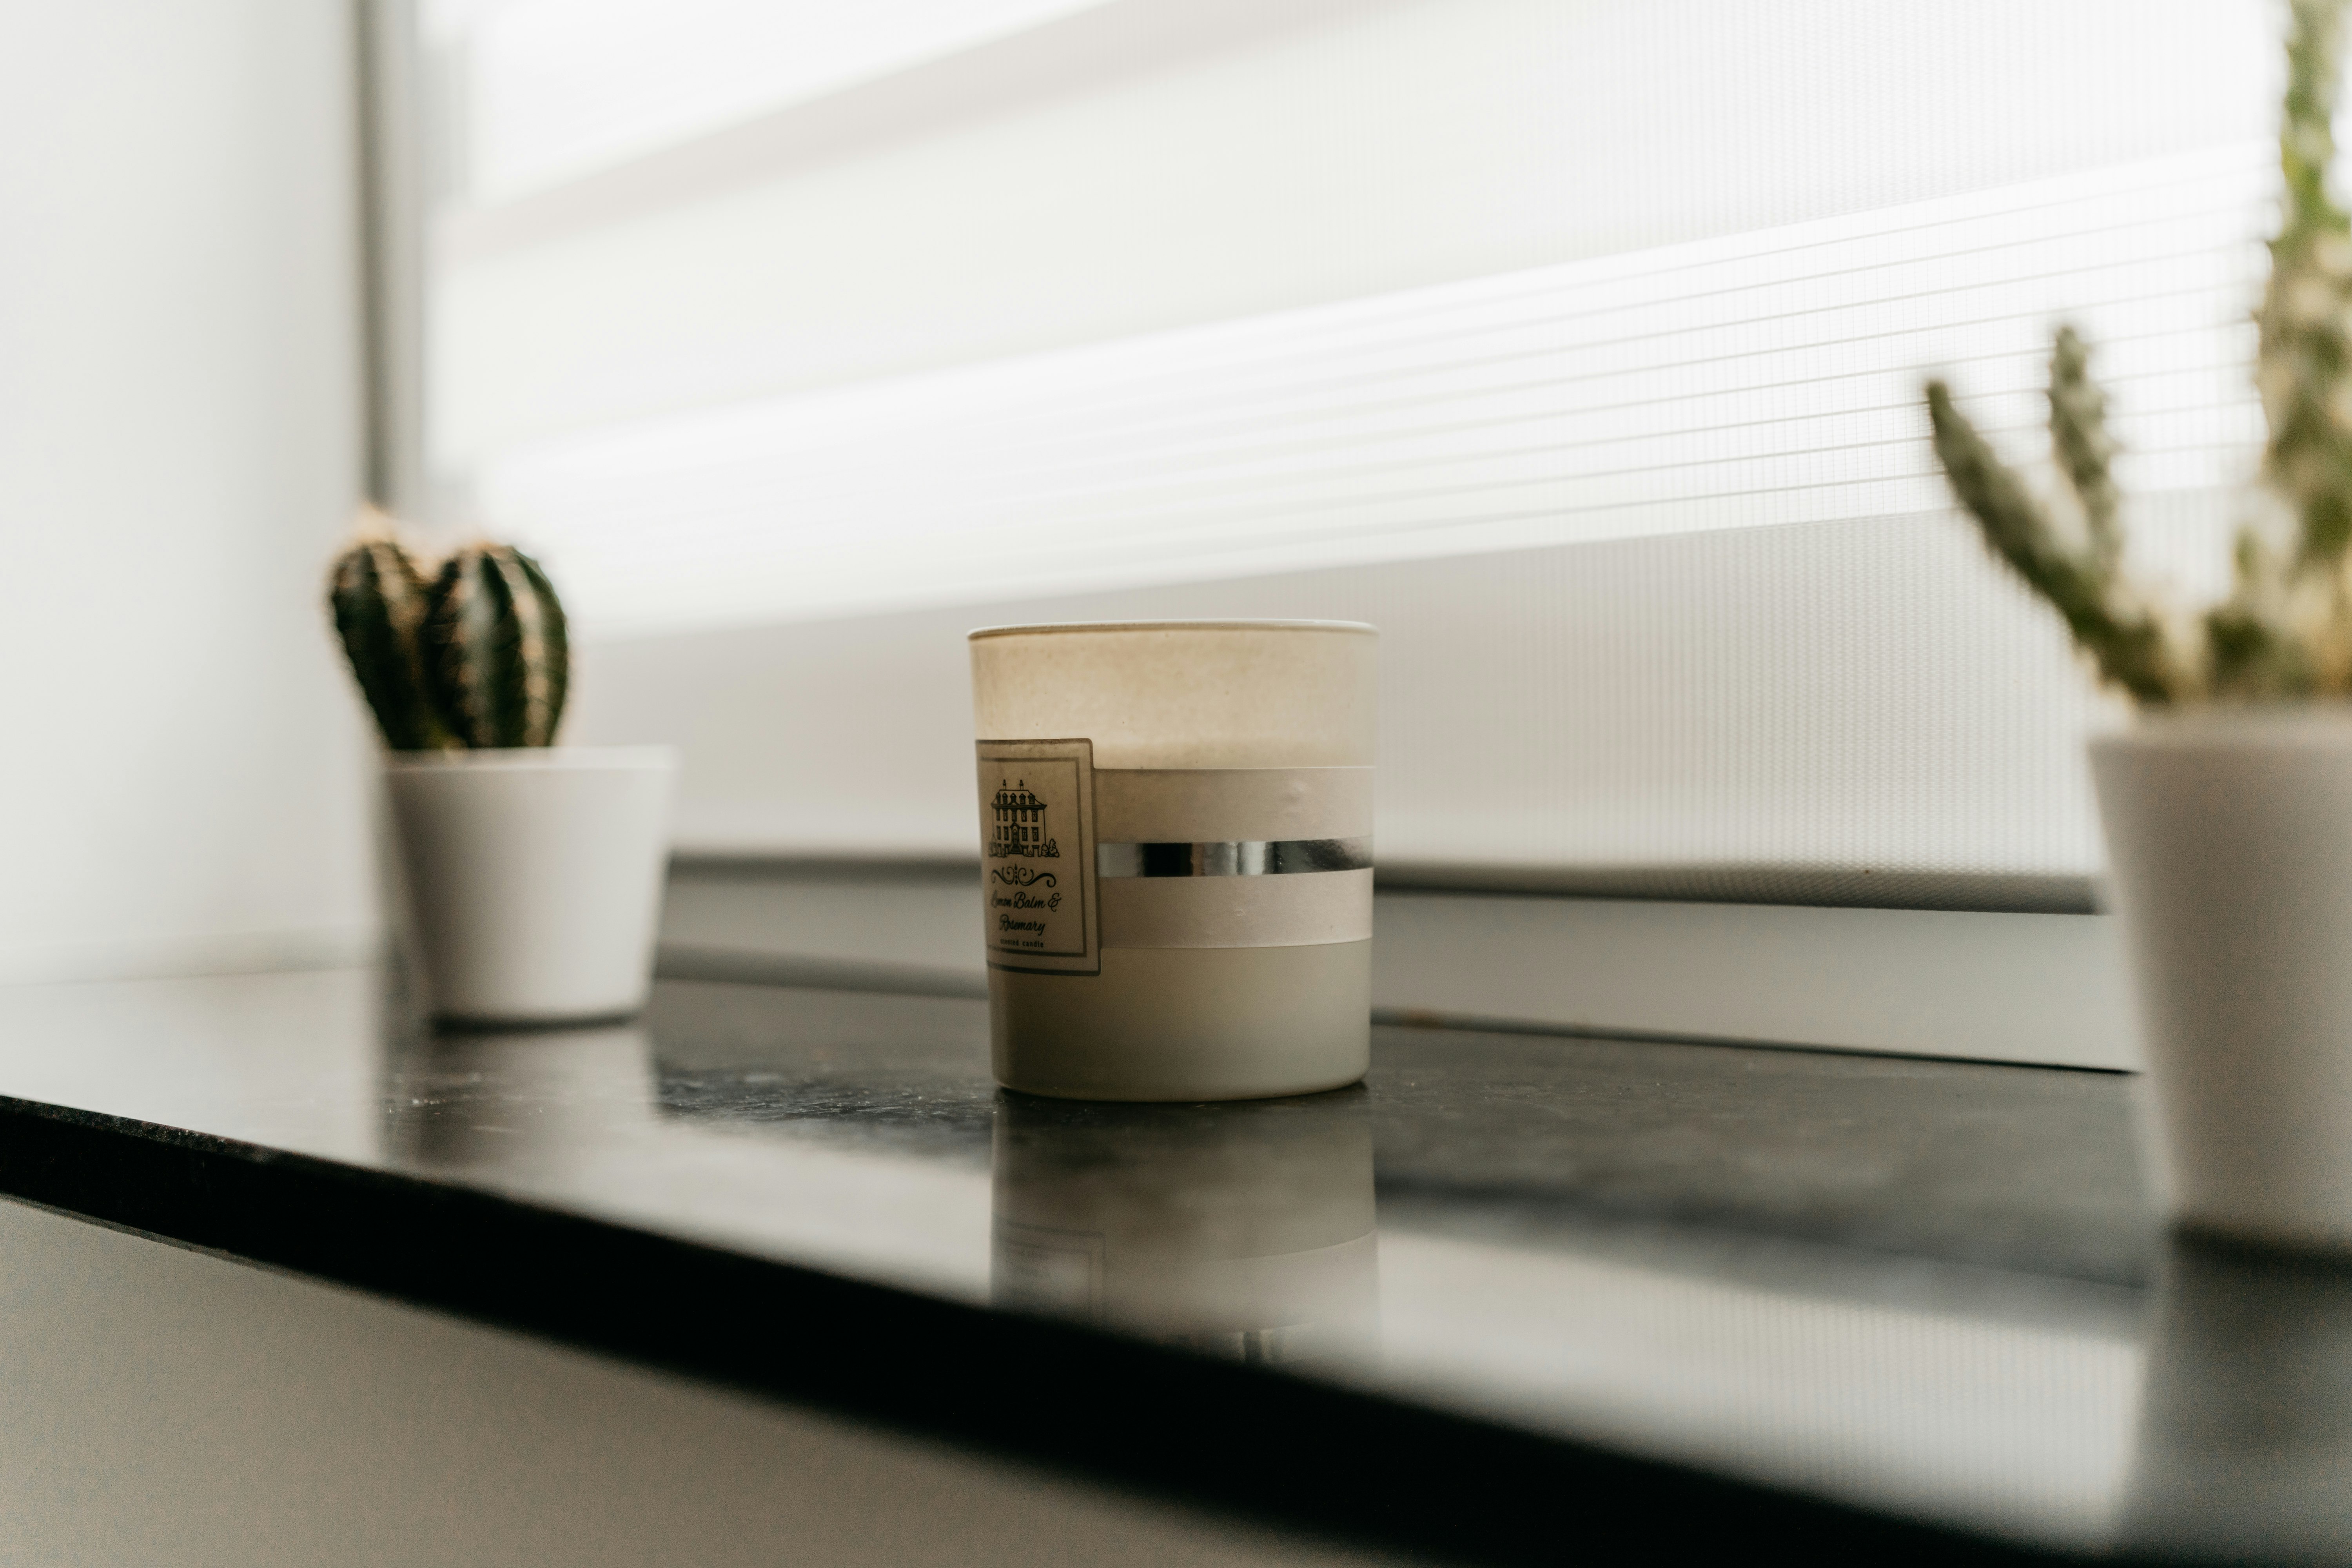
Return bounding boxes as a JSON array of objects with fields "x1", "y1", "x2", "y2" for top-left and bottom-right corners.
[
  {"x1": 411, "y1": 0, "x2": 2281, "y2": 898},
  {"x1": 481, "y1": 147, "x2": 2266, "y2": 637}
]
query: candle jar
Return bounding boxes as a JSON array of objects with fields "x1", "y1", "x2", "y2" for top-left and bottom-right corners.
[{"x1": 969, "y1": 620, "x2": 1376, "y2": 1101}]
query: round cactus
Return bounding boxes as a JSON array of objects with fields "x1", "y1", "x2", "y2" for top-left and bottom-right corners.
[
  {"x1": 328, "y1": 519, "x2": 450, "y2": 752},
  {"x1": 327, "y1": 521, "x2": 569, "y2": 751},
  {"x1": 422, "y1": 542, "x2": 570, "y2": 749}
]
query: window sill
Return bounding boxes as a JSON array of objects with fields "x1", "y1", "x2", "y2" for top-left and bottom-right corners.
[{"x1": 659, "y1": 860, "x2": 2134, "y2": 1071}]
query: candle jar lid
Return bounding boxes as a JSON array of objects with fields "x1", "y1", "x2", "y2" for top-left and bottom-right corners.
[{"x1": 969, "y1": 619, "x2": 1376, "y2": 769}]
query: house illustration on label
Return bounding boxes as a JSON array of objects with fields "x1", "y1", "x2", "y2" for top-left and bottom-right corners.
[{"x1": 987, "y1": 777, "x2": 1060, "y2": 859}]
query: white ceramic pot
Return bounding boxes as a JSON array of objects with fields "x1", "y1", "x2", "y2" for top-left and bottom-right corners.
[
  {"x1": 384, "y1": 747, "x2": 678, "y2": 1025},
  {"x1": 2091, "y1": 708, "x2": 2352, "y2": 1250}
]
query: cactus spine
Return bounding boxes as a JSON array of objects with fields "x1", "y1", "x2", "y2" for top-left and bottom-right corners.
[
  {"x1": 327, "y1": 526, "x2": 570, "y2": 752},
  {"x1": 1925, "y1": 0, "x2": 2352, "y2": 706}
]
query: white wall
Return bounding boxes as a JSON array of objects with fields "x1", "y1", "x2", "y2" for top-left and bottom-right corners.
[{"x1": 0, "y1": 1, "x2": 375, "y2": 981}]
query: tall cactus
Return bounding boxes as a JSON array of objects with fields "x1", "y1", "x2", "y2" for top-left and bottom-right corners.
[
  {"x1": 1925, "y1": 0, "x2": 2352, "y2": 706},
  {"x1": 327, "y1": 524, "x2": 570, "y2": 751},
  {"x1": 1926, "y1": 332, "x2": 2186, "y2": 706},
  {"x1": 423, "y1": 543, "x2": 570, "y2": 749},
  {"x1": 328, "y1": 515, "x2": 450, "y2": 751},
  {"x1": 2260, "y1": 0, "x2": 2352, "y2": 570}
]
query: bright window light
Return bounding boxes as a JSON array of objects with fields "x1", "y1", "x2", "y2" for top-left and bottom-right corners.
[
  {"x1": 432, "y1": 0, "x2": 1109, "y2": 203},
  {"x1": 479, "y1": 147, "x2": 2268, "y2": 638}
]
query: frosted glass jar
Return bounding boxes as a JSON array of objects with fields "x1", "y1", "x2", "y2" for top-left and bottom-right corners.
[{"x1": 969, "y1": 621, "x2": 1376, "y2": 1101}]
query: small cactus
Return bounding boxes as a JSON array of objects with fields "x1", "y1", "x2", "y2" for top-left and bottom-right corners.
[
  {"x1": 423, "y1": 543, "x2": 570, "y2": 749},
  {"x1": 328, "y1": 513, "x2": 451, "y2": 751},
  {"x1": 1925, "y1": 0, "x2": 2352, "y2": 707},
  {"x1": 327, "y1": 522, "x2": 570, "y2": 752}
]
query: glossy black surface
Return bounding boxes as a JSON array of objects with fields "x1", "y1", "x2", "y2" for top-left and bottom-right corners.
[{"x1": 2, "y1": 964, "x2": 2347, "y2": 1563}]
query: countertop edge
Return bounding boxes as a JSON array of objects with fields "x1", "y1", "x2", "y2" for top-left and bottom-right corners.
[{"x1": 0, "y1": 1093, "x2": 2080, "y2": 1567}]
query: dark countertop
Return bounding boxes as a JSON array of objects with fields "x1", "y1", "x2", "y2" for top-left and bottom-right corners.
[{"x1": 0, "y1": 964, "x2": 2343, "y2": 1564}]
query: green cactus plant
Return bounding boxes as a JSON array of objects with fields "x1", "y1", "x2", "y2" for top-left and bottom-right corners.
[
  {"x1": 1926, "y1": 0, "x2": 2352, "y2": 707},
  {"x1": 328, "y1": 512, "x2": 452, "y2": 752},
  {"x1": 422, "y1": 542, "x2": 570, "y2": 749},
  {"x1": 327, "y1": 522, "x2": 570, "y2": 752}
]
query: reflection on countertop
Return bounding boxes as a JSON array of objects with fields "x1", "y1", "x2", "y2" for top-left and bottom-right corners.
[
  {"x1": 370, "y1": 976, "x2": 2165, "y2": 1546},
  {"x1": 992, "y1": 1091, "x2": 1378, "y2": 1370},
  {"x1": 2125, "y1": 1240, "x2": 2352, "y2": 1563},
  {"x1": 9, "y1": 963, "x2": 2352, "y2": 1560},
  {"x1": 387, "y1": 1023, "x2": 659, "y2": 1175}
]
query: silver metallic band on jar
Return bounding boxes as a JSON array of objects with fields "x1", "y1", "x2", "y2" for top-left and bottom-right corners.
[{"x1": 1096, "y1": 837, "x2": 1373, "y2": 879}]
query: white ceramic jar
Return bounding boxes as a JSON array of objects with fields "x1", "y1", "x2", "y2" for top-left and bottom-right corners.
[
  {"x1": 969, "y1": 621, "x2": 1377, "y2": 1101},
  {"x1": 384, "y1": 747, "x2": 678, "y2": 1025},
  {"x1": 2092, "y1": 708, "x2": 2352, "y2": 1250}
]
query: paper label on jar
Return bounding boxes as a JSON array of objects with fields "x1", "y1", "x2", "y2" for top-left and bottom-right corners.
[{"x1": 975, "y1": 739, "x2": 1098, "y2": 975}]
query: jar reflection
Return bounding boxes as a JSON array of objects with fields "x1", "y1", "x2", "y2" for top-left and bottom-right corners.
[
  {"x1": 383, "y1": 1023, "x2": 656, "y2": 1175},
  {"x1": 991, "y1": 1088, "x2": 1377, "y2": 1368}
]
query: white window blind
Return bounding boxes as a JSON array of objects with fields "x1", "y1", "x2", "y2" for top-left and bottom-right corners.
[
  {"x1": 428, "y1": 0, "x2": 1108, "y2": 203},
  {"x1": 480, "y1": 149, "x2": 2266, "y2": 636},
  {"x1": 412, "y1": 0, "x2": 2281, "y2": 899}
]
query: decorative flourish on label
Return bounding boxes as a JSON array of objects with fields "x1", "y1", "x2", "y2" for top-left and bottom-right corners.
[{"x1": 992, "y1": 865, "x2": 1059, "y2": 889}]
